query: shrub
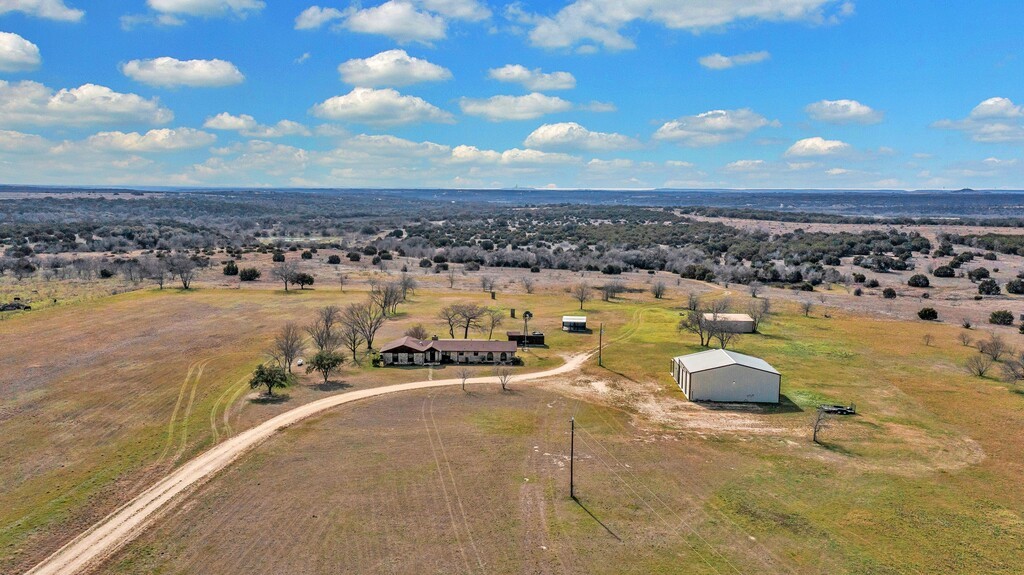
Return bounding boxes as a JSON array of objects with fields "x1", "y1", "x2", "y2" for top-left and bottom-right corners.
[
  {"x1": 419, "y1": 258, "x2": 433, "y2": 268},
  {"x1": 223, "y1": 260, "x2": 239, "y2": 276},
  {"x1": 372, "y1": 256, "x2": 382, "y2": 265},
  {"x1": 922, "y1": 292, "x2": 930, "y2": 299},
  {"x1": 852, "y1": 273, "x2": 866, "y2": 283},
  {"x1": 530, "y1": 266, "x2": 540, "y2": 273},
  {"x1": 984, "y1": 252, "x2": 998, "y2": 261},
  {"x1": 99, "y1": 268, "x2": 114, "y2": 278},
  {"x1": 272, "y1": 252, "x2": 285, "y2": 262},
  {"x1": 293, "y1": 272, "x2": 315, "y2": 289},
  {"x1": 853, "y1": 287, "x2": 863, "y2": 296},
  {"x1": 347, "y1": 252, "x2": 361, "y2": 262},
  {"x1": 465, "y1": 262, "x2": 481, "y2": 271},
  {"x1": 1006, "y1": 279, "x2": 1024, "y2": 294},
  {"x1": 433, "y1": 254, "x2": 448, "y2": 263},
  {"x1": 933, "y1": 265, "x2": 954, "y2": 278},
  {"x1": 301, "y1": 250, "x2": 313, "y2": 260},
  {"x1": 601, "y1": 264, "x2": 623, "y2": 275},
  {"x1": 239, "y1": 267, "x2": 261, "y2": 281},
  {"x1": 978, "y1": 279, "x2": 1001, "y2": 295},
  {"x1": 362, "y1": 246, "x2": 378, "y2": 256},
  {"x1": 968, "y1": 267, "x2": 991, "y2": 281},
  {"x1": 327, "y1": 254, "x2": 341, "y2": 265},
  {"x1": 866, "y1": 279, "x2": 880, "y2": 288},
  {"x1": 990, "y1": 310, "x2": 1014, "y2": 325},
  {"x1": 918, "y1": 307, "x2": 938, "y2": 321},
  {"x1": 907, "y1": 274, "x2": 930, "y2": 288},
  {"x1": 882, "y1": 287, "x2": 897, "y2": 299}
]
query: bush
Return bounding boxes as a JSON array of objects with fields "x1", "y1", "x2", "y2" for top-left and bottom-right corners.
[
  {"x1": 933, "y1": 265, "x2": 954, "y2": 278},
  {"x1": 1006, "y1": 279, "x2": 1024, "y2": 294},
  {"x1": 419, "y1": 258, "x2": 433, "y2": 268},
  {"x1": 362, "y1": 246, "x2": 378, "y2": 256},
  {"x1": 978, "y1": 279, "x2": 1001, "y2": 295},
  {"x1": 272, "y1": 252, "x2": 285, "y2": 262},
  {"x1": 853, "y1": 287, "x2": 863, "y2": 296},
  {"x1": 433, "y1": 254, "x2": 448, "y2": 263},
  {"x1": 465, "y1": 262, "x2": 481, "y2": 271},
  {"x1": 327, "y1": 254, "x2": 341, "y2": 265},
  {"x1": 865, "y1": 279, "x2": 880, "y2": 288},
  {"x1": 907, "y1": 274, "x2": 930, "y2": 288},
  {"x1": 852, "y1": 273, "x2": 866, "y2": 283},
  {"x1": 601, "y1": 264, "x2": 622, "y2": 275},
  {"x1": 301, "y1": 250, "x2": 313, "y2": 260},
  {"x1": 984, "y1": 252, "x2": 998, "y2": 261},
  {"x1": 223, "y1": 260, "x2": 239, "y2": 276},
  {"x1": 239, "y1": 268, "x2": 261, "y2": 281},
  {"x1": 99, "y1": 268, "x2": 114, "y2": 279},
  {"x1": 918, "y1": 307, "x2": 938, "y2": 321},
  {"x1": 530, "y1": 266, "x2": 540, "y2": 273},
  {"x1": 347, "y1": 252, "x2": 361, "y2": 262},
  {"x1": 968, "y1": 267, "x2": 991, "y2": 281},
  {"x1": 882, "y1": 287, "x2": 897, "y2": 299},
  {"x1": 372, "y1": 256, "x2": 382, "y2": 265},
  {"x1": 293, "y1": 272, "x2": 315, "y2": 289},
  {"x1": 990, "y1": 310, "x2": 1014, "y2": 325}
]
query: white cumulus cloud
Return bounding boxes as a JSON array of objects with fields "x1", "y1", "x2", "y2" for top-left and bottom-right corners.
[
  {"x1": 0, "y1": 0, "x2": 83, "y2": 21},
  {"x1": 87, "y1": 127, "x2": 216, "y2": 152},
  {"x1": 724, "y1": 159, "x2": 767, "y2": 172},
  {"x1": 805, "y1": 99, "x2": 882, "y2": 124},
  {"x1": 524, "y1": 122, "x2": 638, "y2": 151},
  {"x1": 698, "y1": 51, "x2": 770, "y2": 70},
  {"x1": 344, "y1": 1, "x2": 446, "y2": 44},
  {"x1": 447, "y1": 144, "x2": 578, "y2": 165},
  {"x1": 785, "y1": 136, "x2": 851, "y2": 157},
  {"x1": 488, "y1": 64, "x2": 575, "y2": 91},
  {"x1": 653, "y1": 108, "x2": 778, "y2": 146},
  {"x1": 420, "y1": 0, "x2": 489, "y2": 21},
  {"x1": 311, "y1": 87, "x2": 454, "y2": 126},
  {"x1": 522, "y1": 0, "x2": 850, "y2": 51},
  {"x1": 0, "y1": 128, "x2": 49, "y2": 152},
  {"x1": 459, "y1": 92, "x2": 572, "y2": 121},
  {"x1": 934, "y1": 97, "x2": 1024, "y2": 143},
  {"x1": 121, "y1": 57, "x2": 244, "y2": 88},
  {"x1": 203, "y1": 112, "x2": 309, "y2": 138},
  {"x1": 338, "y1": 50, "x2": 451, "y2": 87},
  {"x1": 147, "y1": 0, "x2": 264, "y2": 17},
  {"x1": 0, "y1": 32, "x2": 41, "y2": 72},
  {"x1": 0, "y1": 80, "x2": 172, "y2": 127},
  {"x1": 294, "y1": 5, "x2": 345, "y2": 29}
]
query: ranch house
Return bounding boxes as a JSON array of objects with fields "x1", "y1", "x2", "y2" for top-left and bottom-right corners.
[{"x1": 379, "y1": 336, "x2": 518, "y2": 366}]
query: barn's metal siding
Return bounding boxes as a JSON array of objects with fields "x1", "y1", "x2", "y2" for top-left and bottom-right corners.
[{"x1": 688, "y1": 364, "x2": 780, "y2": 403}]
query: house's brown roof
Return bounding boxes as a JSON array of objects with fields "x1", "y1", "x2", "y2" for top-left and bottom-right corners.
[{"x1": 380, "y1": 337, "x2": 517, "y2": 354}]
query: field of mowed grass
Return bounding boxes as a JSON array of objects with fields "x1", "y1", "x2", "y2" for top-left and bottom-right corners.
[
  {"x1": 0, "y1": 284, "x2": 598, "y2": 574},
  {"x1": 88, "y1": 288, "x2": 1024, "y2": 574},
  {"x1": 5, "y1": 280, "x2": 1024, "y2": 574}
]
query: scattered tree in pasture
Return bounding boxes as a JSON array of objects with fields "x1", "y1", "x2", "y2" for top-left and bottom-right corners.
[
  {"x1": 678, "y1": 309, "x2": 711, "y2": 347},
  {"x1": 446, "y1": 267, "x2": 457, "y2": 289},
  {"x1": 399, "y1": 273, "x2": 417, "y2": 300},
  {"x1": 958, "y1": 332, "x2": 973, "y2": 347},
  {"x1": 437, "y1": 305, "x2": 461, "y2": 338},
  {"x1": 651, "y1": 280, "x2": 667, "y2": 299},
  {"x1": 165, "y1": 254, "x2": 197, "y2": 289},
  {"x1": 483, "y1": 307, "x2": 503, "y2": 339},
  {"x1": 918, "y1": 307, "x2": 938, "y2": 321},
  {"x1": 249, "y1": 364, "x2": 290, "y2": 397},
  {"x1": 345, "y1": 301, "x2": 388, "y2": 350},
  {"x1": 270, "y1": 322, "x2": 305, "y2": 374},
  {"x1": 799, "y1": 300, "x2": 814, "y2": 317},
  {"x1": 405, "y1": 324, "x2": 430, "y2": 340},
  {"x1": 978, "y1": 279, "x2": 1001, "y2": 296},
  {"x1": 337, "y1": 272, "x2": 347, "y2": 292},
  {"x1": 306, "y1": 305, "x2": 341, "y2": 352},
  {"x1": 965, "y1": 354, "x2": 994, "y2": 377},
  {"x1": 748, "y1": 281, "x2": 764, "y2": 298},
  {"x1": 882, "y1": 287, "x2": 897, "y2": 299},
  {"x1": 521, "y1": 276, "x2": 535, "y2": 294},
  {"x1": 306, "y1": 350, "x2": 345, "y2": 384},
  {"x1": 1000, "y1": 357, "x2": 1024, "y2": 383},
  {"x1": 293, "y1": 272, "x2": 315, "y2": 289},
  {"x1": 571, "y1": 281, "x2": 592, "y2": 310},
  {"x1": 812, "y1": 407, "x2": 830, "y2": 444},
  {"x1": 907, "y1": 274, "x2": 930, "y2": 288},
  {"x1": 457, "y1": 367, "x2": 471, "y2": 392},
  {"x1": 747, "y1": 298, "x2": 771, "y2": 332},
  {"x1": 480, "y1": 275, "x2": 497, "y2": 292},
  {"x1": 922, "y1": 334, "x2": 934, "y2": 346},
  {"x1": 223, "y1": 260, "x2": 238, "y2": 276},
  {"x1": 338, "y1": 317, "x2": 366, "y2": 361},
  {"x1": 686, "y1": 292, "x2": 700, "y2": 311},
  {"x1": 978, "y1": 334, "x2": 1010, "y2": 361},
  {"x1": 272, "y1": 260, "x2": 299, "y2": 291},
  {"x1": 599, "y1": 280, "x2": 625, "y2": 302},
  {"x1": 370, "y1": 280, "x2": 403, "y2": 315},
  {"x1": 495, "y1": 365, "x2": 514, "y2": 391}
]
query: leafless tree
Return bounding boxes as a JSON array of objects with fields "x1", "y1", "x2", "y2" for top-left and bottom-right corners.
[
  {"x1": 399, "y1": 272, "x2": 417, "y2": 301},
  {"x1": 483, "y1": 307, "x2": 503, "y2": 339},
  {"x1": 453, "y1": 303, "x2": 488, "y2": 338},
  {"x1": 707, "y1": 297, "x2": 730, "y2": 316},
  {"x1": 799, "y1": 300, "x2": 814, "y2": 317},
  {"x1": 812, "y1": 407, "x2": 830, "y2": 444},
  {"x1": 599, "y1": 280, "x2": 625, "y2": 302},
  {"x1": 438, "y1": 305, "x2": 461, "y2": 338},
  {"x1": 370, "y1": 280, "x2": 403, "y2": 315},
  {"x1": 521, "y1": 276, "x2": 535, "y2": 294},
  {"x1": 337, "y1": 272, "x2": 347, "y2": 292},
  {"x1": 958, "y1": 332, "x2": 973, "y2": 347},
  {"x1": 337, "y1": 317, "x2": 365, "y2": 362},
  {"x1": 457, "y1": 367, "x2": 471, "y2": 392},
  {"x1": 748, "y1": 281, "x2": 764, "y2": 298},
  {"x1": 495, "y1": 365, "x2": 514, "y2": 391},
  {"x1": 1000, "y1": 357, "x2": 1024, "y2": 383},
  {"x1": 686, "y1": 292, "x2": 700, "y2": 311},
  {"x1": 714, "y1": 330, "x2": 740, "y2": 350},
  {"x1": 480, "y1": 275, "x2": 497, "y2": 292},
  {"x1": 405, "y1": 324, "x2": 429, "y2": 340},
  {"x1": 165, "y1": 254, "x2": 197, "y2": 289},
  {"x1": 446, "y1": 267, "x2": 457, "y2": 289},
  {"x1": 978, "y1": 334, "x2": 1010, "y2": 361},
  {"x1": 965, "y1": 354, "x2": 994, "y2": 377},
  {"x1": 922, "y1": 334, "x2": 934, "y2": 347},
  {"x1": 345, "y1": 301, "x2": 387, "y2": 350},
  {"x1": 651, "y1": 281, "x2": 667, "y2": 299},
  {"x1": 307, "y1": 305, "x2": 341, "y2": 352},
  {"x1": 678, "y1": 309, "x2": 711, "y2": 347},
  {"x1": 571, "y1": 281, "x2": 592, "y2": 310},
  {"x1": 141, "y1": 255, "x2": 168, "y2": 289},
  {"x1": 817, "y1": 293, "x2": 828, "y2": 305},
  {"x1": 272, "y1": 260, "x2": 299, "y2": 291},
  {"x1": 270, "y1": 322, "x2": 305, "y2": 374},
  {"x1": 747, "y1": 298, "x2": 771, "y2": 332}
]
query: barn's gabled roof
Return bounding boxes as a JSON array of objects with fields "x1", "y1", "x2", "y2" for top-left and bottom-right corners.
[
  {"x1": 673, "y1": 349, "x2": 779, "y2": 375},
  {"x1": 562, "y1": 316, "x2": 587, "y2": 323}
]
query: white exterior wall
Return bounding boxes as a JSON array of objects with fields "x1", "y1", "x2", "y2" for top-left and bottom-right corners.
[
  {"x1": 689, "y1": 364, "x2": 780, "y2": 403},
  {"x1": 713, "y1": 319, "x2": 755, "y2": 334}
]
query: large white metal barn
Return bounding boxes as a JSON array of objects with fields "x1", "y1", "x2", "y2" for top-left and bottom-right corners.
[{"x1": 670, "y1": 349, "x2": 781, "y2": 404}]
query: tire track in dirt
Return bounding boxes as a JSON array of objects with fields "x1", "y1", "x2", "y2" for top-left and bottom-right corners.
[
  {"x1": 421, "y1": 396, "x2": 474, "y2": 574},
  {"x1": 157, "y1": 361, "x2": 203, "y2": 464},
  {"x1": 207, "y1": 375, "x2": 248, "y2": 444},
  {"x1": 172, "y1": 362, "x2": 207, "y2": 463}
]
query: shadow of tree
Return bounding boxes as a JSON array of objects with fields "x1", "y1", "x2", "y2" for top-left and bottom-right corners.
[
  {"x1": 313, "y1": 380, "x2": 353, "y2": 392},
  {"x1": 249, "y1": 393, "x2": 291, "y2": 404}
]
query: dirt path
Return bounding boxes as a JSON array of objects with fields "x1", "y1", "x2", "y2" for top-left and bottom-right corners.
[{"x1": 25, "y1": 353, "x2": 594, "y2": 575}]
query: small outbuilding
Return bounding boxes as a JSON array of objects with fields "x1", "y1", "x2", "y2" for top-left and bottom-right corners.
[
  {"x1": 507, "y1": 331, "x2": 545, "y2": 346},
  {"x1": 670, "y1": 349, "x2": 780, "y2": 404},
  {"x1": 702, "y1": 313, "x2": 756, "y2": 334},
  {"x1": 562, "y1": 316, "x2": 588, "y2": 332}
]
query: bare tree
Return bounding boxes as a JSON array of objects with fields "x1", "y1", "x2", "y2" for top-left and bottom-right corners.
[
  {"x1": 370, "y1": 280, "x2": 403, "y2": 315},
  {"x1": 337, "y1": 272, "x2": 347, "y2": 292},
  {"x1": 978, "y1": 334, "x2": 1010, "y2": 361},
  {"x1": 306, "y1": 305, "x2": 341, "y2": 352},
  {"x1": 454, "y1": 303, "x2": 488, "y2": 338},
  {"x1": 651, "y1": 281, "x2": 667, "y2": 299},
  {"x1": 812, "y1": 407, "x2": 830, "y2": 444},
  {"x1": 270, "y1": 322, "x2": 305, "y2": 374},
  {"x1": 405, "y1": 324, "x2": 429, "y2": 340},
  {"x1": 438, "y1": 305, "x2": 461, "y2": 338},
  {"x1": 398, "y1": 272, "x2": 417, "y2": 301},
  {"x1": 1000, "y1": 357, "x2": 1024, "y2": 383},
  {"x1": 965, "y1": 354, "x2": 994, "y2": 377},
  {"x1": 480, "y1": 275, "x2": 497, "y2": 292},
  {"x1": 483, "y1": 307, "x2": 503, "y2": 339},
  {"x1": 922, "y1": 334, "x2": 934, "y2": 347},
  {"x1": 747, "y1": 298, "x2": 771, "y2": 332},
  {"x1": 457, "y1": 367, "x2": 471, "y2": 392},
  {"x1": 707, "y1": 296, "x2": 730, "y2": 316},
  {"x1": 599, "y1": 280, "x2": 625, "y2": 302},
  {"x1": 495, "y1": 365, "x2": 514, "y2": 391},
  {"x1": 141, "y1": 255, "x2": 168, "y2": 289},
  {"x1": 272, "y1": 260, "x2": 299, "y2": 291},
  {"x1": 714, "y1": 330, "x2": 740, "y2": 350},
  {"x1": 165, "y1": 254, "x2": 197, "y2": 289},
  {"x1": 958, "y1": 332, "x2": 973, "y2": 347},
  {"x1": 337, "y1": 317, "x2": 365, "y2": 362},
  {"x1": 571, "y1": 281, "x2": 592, "y2": 310},
  {"x1": 686, "y1": 292, "x2": 700, "y2": 311},
  {"x1": 748, "y1": 281, "x2": 764, "y2": 298},
  {"x1": 345, "y1": 301, "x2": 388, "y2": 350},
  {"x1": 521, "y1": 276, "x2": 535, "y2": 294},
  {"x1": 446, "y1": 267, "x2": 457, "y2": 289},
  {"x1": 799, "y1": 300, "x2": 814, "y2": 317},
  {"x1": 678, "y1": 309, "x2": 711, "y2": 347}
]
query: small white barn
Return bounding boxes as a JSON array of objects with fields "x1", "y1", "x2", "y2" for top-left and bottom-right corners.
[
  {"x1": 670, "y1": 349, "x2": 780, "y2": 404},
  {"x1": 702, "y1": 313, "x2": 756, "y2": 334},
  {"x1": 562, "y1": 316, "x2": 588, "y2": 332}
]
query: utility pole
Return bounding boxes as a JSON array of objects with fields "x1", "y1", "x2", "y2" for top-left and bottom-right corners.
[
  {"x1": 570, "y1": 417, "x2": 575, "y2": 500},
  {"x1": 598, "y1": 322, "x2": 604, "y2": 367}
]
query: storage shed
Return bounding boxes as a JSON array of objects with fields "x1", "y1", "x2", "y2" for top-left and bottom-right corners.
[
  {"x1": 702, "y1": 313, "x2": 756, "y2": 334},
  {"x1": 507, "y1": 331, "x2": 546, "y2": 346},
  {"x1": 562, "y1": 316, "x2": 588, "y2": 332},
  {"x1": 670, "y1": 349, "x2": 780, "y2": 404}
]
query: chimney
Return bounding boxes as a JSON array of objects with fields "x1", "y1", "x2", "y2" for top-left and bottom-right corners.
[{"x1": 431, "y1": 335, "x2": 439, "y2": 340}]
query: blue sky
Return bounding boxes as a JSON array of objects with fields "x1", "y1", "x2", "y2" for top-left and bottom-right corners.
[{"x1": 0, "y1": 0, "x2": 1021, "y2": 189}]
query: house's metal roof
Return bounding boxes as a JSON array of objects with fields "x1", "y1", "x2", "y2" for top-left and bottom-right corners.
[
  {"x1": 562, "y1": 316, "x2": 587, "y2": 323},
  {"x1": 379, "y1": 337, "x2": 516, "y2": 354},
  {"x1": 673, "y1": 349, "x2": 779, "y2": 375}
]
